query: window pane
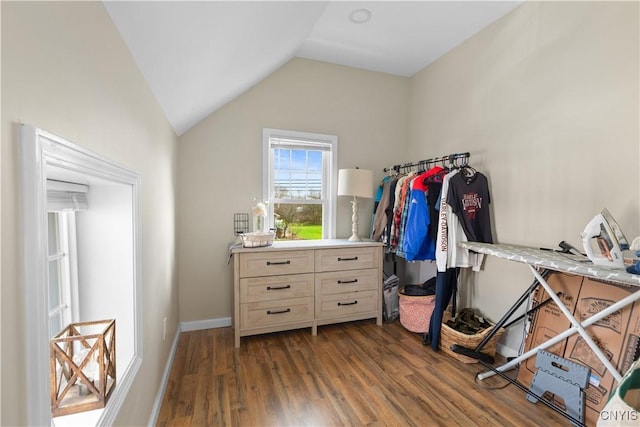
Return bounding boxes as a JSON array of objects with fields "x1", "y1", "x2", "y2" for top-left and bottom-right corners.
[
  {"x1": 48, "y1": 260, "x2": 61, "y2": 310},
  {"x1": 272, "y1": 148, "x2": 324, "y2": 201},
  {"x1": 291, "y1": 149, "x2": 306, "y2": 168},
  {"x1": 308, "y1": 150, "x2": 322, "y2": 171},
  {"x1": 307, "y1": 172, "x2": 322, "y2": 199},
  {"x1": 274, "y1": 148, "x2": 289, "y2": 170},
  {"x1": 273, "y1": 203, "x2": 323, "y2": 240},
  {"x1": 48, "y1": 213, "x2": 59, "y2": 255},
  {"x1": 49, "y1": 312, "x2": 63, "y2": 338}
]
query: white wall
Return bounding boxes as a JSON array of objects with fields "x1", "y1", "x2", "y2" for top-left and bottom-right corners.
[
  {"x1": 178, "y1": 58, "x2": 410, "y2": 323},
  {"x1": 407, "y1": 1, "x2": 640, "y2": 353},
  {"x1": 77, "y1": 183, "x2": 135, "y2": 376},
  {"x1": 1, "y1": 2, "x2": 178, "y2": 425}
]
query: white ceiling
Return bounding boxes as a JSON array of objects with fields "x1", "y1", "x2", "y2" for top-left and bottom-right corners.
[{"x1": 104, "y1": 1, "x2": 523, "y2": 136}]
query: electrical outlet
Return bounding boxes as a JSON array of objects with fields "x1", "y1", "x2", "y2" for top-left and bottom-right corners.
[{"x1": 163, "y1": 316, "x2": 167, "y2": 341}]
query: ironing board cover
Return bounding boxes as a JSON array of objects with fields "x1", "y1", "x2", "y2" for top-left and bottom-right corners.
[{"x1": 459, "y1": 242, "x2": 640, "y2": 286}]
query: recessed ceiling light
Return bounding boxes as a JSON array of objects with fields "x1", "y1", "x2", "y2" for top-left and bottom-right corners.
[{"x1": 349, "y1": 8, "x2": 372, "y2": 24}]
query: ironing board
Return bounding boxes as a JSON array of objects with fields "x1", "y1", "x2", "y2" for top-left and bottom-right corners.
[{"x1": 459, "y1": 242, "x2": 640, "y2": 384}]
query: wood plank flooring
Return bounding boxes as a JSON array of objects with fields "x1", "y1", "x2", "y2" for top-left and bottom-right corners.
[{"x1": 156, "y1": 319, "x2": 569, "y2": 426}]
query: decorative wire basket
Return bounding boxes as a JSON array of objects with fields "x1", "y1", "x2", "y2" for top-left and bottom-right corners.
[{"x1": 240, "y1": 231, "x2": 275, "y2": 248}]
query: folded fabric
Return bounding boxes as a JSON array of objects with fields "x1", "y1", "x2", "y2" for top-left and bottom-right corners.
[
  {"x1": 626, "y1": 261, "x2": 640, "y2": 275},
  {"x1": 445, "y1": 308, "x2": 491, "y2": 335}
]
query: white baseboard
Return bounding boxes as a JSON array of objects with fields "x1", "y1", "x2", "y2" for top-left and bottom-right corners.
[
  {"x1": 180, "y1": 316, "x2": 232, "y2": 332},
  {"x1": 497, "y1": 342, "x2": 519, "y2": 359},
  {"x1": 147, "y1": 328, "x2": 181, "y2": 427}
]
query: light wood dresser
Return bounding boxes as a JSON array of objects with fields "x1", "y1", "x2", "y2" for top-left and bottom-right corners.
[{"x1": 231, "y1": 239, "x2": 383, "y2": 347}]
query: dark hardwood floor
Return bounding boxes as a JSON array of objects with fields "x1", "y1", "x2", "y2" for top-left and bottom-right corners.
[{"x1": 157, "y1": 319, "x2": 569, "y2": 426}]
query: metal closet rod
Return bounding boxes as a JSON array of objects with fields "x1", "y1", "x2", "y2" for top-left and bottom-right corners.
[{"x1": 383, "y1": 152, "x2": 470, "y2": 173}]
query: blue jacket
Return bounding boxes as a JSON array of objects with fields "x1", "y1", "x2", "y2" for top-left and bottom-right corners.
[{"x1": 403, "y1": 188, "x2": 435, "y2": 261}]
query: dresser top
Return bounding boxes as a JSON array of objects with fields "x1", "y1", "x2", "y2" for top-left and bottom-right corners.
[{"x1": 231, "y1": 239, "x2": 382, "y2": 254}]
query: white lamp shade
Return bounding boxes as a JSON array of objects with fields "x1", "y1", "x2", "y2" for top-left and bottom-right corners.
[{"x1": 338, "y1": 168, "x2": 373, "y2": 198}]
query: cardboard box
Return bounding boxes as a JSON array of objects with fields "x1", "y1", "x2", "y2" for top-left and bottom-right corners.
[
  {"x1": 516, "y1": 273, "x2": 640, "y2": 427},
  {"x1": 564, "y1": 278, "x2": 640, "y2": 426}
]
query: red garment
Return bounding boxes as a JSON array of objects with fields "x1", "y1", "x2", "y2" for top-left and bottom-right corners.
[{"x1": 411, "y1": 166, "x2": 444, "y2": 192}]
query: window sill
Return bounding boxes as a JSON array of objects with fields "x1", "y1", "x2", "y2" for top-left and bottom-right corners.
[{"x1": 52, "y1": 408, "x2": 103, "y2": 427}]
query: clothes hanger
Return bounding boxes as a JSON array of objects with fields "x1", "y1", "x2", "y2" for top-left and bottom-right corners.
[{"x1": 459, "y1": 156, "x2": 477, "y2": 180}]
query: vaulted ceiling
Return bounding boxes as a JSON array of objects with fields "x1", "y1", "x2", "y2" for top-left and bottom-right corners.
[{"x1": 104, "y1": 1, "x2": 523, "y2": 136}]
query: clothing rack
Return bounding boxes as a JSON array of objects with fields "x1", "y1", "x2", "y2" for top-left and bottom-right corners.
[
  {"x1": 383, "y1": 152, "x2": 470, "y2": 173},
  {"x1": 379, "y1": 150, "x2": 474, "y2": 352}
]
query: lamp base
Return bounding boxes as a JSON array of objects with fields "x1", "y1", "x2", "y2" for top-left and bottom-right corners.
[{"x1": 348, "y1": 198, "x2": 362, "y2": 242}]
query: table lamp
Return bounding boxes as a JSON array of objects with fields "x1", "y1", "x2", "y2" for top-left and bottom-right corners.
[{"x1": 338, "y1": 168, "x2": 374, "y2": 242}]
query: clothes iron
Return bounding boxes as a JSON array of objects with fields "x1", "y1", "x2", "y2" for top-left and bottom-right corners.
[{"x1": 581, "y1": 208, "x2": 629, "y2": 268}]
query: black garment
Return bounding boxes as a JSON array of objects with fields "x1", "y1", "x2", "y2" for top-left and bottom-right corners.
[
  {"x1": 447, "y1": 171, "x2": 493, "y2": 243},
  {"x1": 384, "y1": 178, "x2": 398, "y2": 245},
  {"x1": 426, "y1": 181, "x2": 442, "y2": 243},
  {"x1": 425, "y1": 268, "x2": 458, "y2": 351}
]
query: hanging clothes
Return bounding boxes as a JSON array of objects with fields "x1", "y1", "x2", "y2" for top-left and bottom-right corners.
[
  {"x1": 390, "y1": 172, "x2": 416, "y2": 252},
  {"x1": 371, "y1": 175, "x2": 391, "y2": 238},
  {"x1": 384, "y1": 177, "x2": 400, "y2": 245},
  {"x1": 395, "y1": 175, "x2": 414, "y2": 259},
  {"x1": 402, "y1": 166, "x2": 444, "y2": 261},
  {"x1": 383, "y1": 154, "x2": 493, "y2": 353},
  {"x1": 435, "y1": 169, "x2": 458, "y2": 272},
  {"x1": 435, "y1": 169, "x2": 484, "y2": 272},
  {"x1": 447, "y1": 169, "x2": 493, "y2": 244},
  {"x1": 379, "y1": 154, "x2": 491, "y2": 266},
  {"x1": 424, "y1": 169, "x2": 447, "y2": 244},
  {"x1": 372, "y1": 177, "x2": 393, "y2": 242}
]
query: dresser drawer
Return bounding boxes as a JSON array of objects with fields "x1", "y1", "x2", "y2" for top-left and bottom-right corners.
[
  {"x1": 315, "y1": 269, "x2": 379, "y2": 295},
  {"x1": 241, "y1": 297, "x2": 314, "y2": 329},
  {"x1": 315, "y1": 290, "x2": 378, "y2": 319},
  {"x1": 315, "y1": 247, "x2": 378, "y2": 272},
  {"x1": 240, "y1": 273, "x2": 314, "y2": 302},
  {"x1": 239, "y1": 250, "x2": 314, "y2": 278}
]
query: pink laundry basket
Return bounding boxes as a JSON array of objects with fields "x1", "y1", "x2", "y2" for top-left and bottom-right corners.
[{"x1": 398, "y1": 287, "x2": 436, "y2": 333}]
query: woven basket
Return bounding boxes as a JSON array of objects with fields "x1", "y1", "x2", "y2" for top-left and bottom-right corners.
[
  {"x1": 440, "y1": 310, "x2": 505, "y2": 364},
  {"x1": 240, "y1": 231, "x2": 275, "y2": 248},
  {"x1": 398, "y1": 288, "x2": 436, "y2": 333}
]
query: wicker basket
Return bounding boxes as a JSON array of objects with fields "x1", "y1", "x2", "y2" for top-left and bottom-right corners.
[
  {"x1": 240, "y1": 231, "x2": 275, "y2": 248},
  {"x1": 398, "y1": 288, "x2": 436, "y2": 333},
  {"x1": 440, "y1": 310, "x2": 505, "y2": 364}
]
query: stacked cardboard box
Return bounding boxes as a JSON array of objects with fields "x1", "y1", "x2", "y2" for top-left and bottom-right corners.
[{"x1": 516, "y1": 272, "x2": 640, "y2": 426}]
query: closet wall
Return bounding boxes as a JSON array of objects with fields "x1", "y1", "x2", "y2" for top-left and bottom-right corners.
[{"x1": 407, "y1": 1, "x2": 640, "y2": 354}]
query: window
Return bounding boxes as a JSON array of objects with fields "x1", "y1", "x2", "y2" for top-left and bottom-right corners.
[
  {"x1": 47, "y1": 212, "x2": 78, "y2": 338},
  {"x1": 21, "y1": 124, "x2": 142, "y2": 426},
  {"x1": 263, "y1": 129, "x2": 337, "y2": 240},
  {"x1": 46, "y1": 179, "x2": 85, "y2": 338}
]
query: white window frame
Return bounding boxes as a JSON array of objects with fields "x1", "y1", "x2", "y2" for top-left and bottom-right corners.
[
  {"x1": 20, "y1": 124, "x2": 142, "y2": 426},
  {"x1": 262, "y1": 128, "x2": 338, "y2": 239},
  {"x1": 47, "y1": 212, "x2": 80, "y2": 338}
]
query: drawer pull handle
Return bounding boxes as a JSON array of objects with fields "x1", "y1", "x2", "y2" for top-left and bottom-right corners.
[
  {"x1": 266, "y1": 260, "x2": 291, "y2": 266},
  {"x1": 338, "y1": 256, "x2": 358, "y2": 261},
  {"x1": 337, "y1": 301, "x2": 358, "y2": 306},
  {"x1": 267, "y1": 308, "x2": 291, "y2": 315},
  {"x1": 266, "y1": 285, "x2": 291, "y2": 290},
  {"x1": 337, "y1": 279, "x2": 358, "y2": 284}
]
